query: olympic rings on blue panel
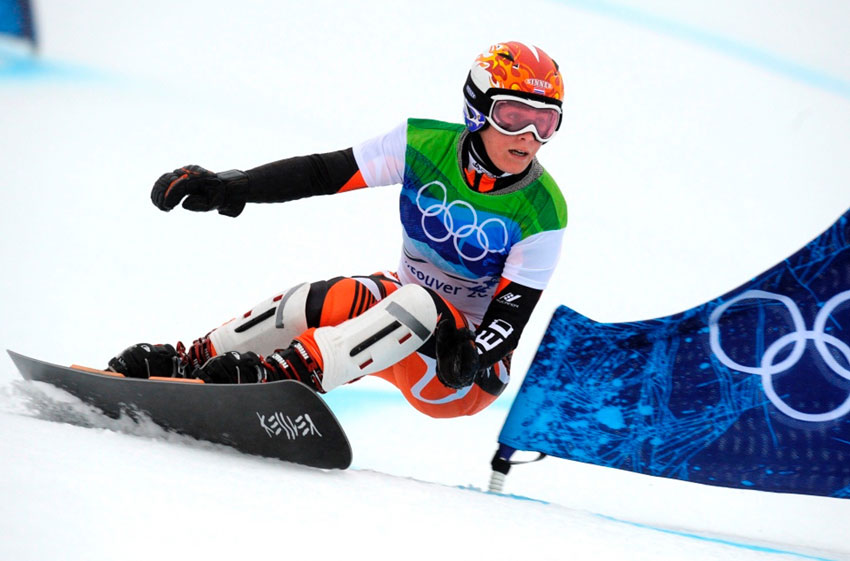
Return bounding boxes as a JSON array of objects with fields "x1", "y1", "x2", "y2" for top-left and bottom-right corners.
[{"x1": 709, "y1": 289, "x2": 850, "y2": 422}]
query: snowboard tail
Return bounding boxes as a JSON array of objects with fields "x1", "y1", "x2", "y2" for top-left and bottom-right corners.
[{"x1": 7, "y1": 350, "x2": 352, "y2": 469}]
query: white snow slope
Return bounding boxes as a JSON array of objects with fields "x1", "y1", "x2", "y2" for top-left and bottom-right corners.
[{"x1": 2, "y1": 1, "x2": 850, "y2": 560}]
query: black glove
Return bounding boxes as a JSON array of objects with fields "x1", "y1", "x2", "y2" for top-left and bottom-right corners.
[
  {"x1": 150, "y1": 165, "x2": 248, "y2": 217},
  {"x1": 435, "y1": 319, "x2": 481, "y2": 389}
]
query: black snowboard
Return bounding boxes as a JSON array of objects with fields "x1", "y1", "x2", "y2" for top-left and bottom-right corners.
[{"x1": 7, "y1": 350, "x2": 352, "y2": 469}]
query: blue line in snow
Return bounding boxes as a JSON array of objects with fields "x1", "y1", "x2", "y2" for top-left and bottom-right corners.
[
  {"x1": 0, "y1": 42, "x2": 104, "y2": 81},
  {"x1": 323, "y1": 386, "x2": 513, "y2": 418},
  {"x1": 6, "y1": 3, "x2": 850, "y2": 99},
  {"x1": 459, "y1": 485, "x2": 551, "y2": 504},
  {"x1": 555, "y1": 0, "x2": 850, "y2": 99},
  {"x1": 595, "y1": 514, "x2": 840, "y2": 560}
]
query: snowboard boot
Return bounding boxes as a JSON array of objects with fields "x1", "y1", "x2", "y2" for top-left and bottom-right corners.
[
  {"x1": 263, "y1": 342, "x2": 324, "y2": 391},
  {"x1": 195, "y1": 342, "x2": 323, "y2": 391},
  {"x1": 107, "y1": 343, "x2": 185, "y2": 379},
  {"x1": 178, "y1": 335, "x2": 216, "y2": 371}
]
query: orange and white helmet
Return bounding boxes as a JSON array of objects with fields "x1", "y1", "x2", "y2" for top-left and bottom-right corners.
[{"x1": 463, "y1": 41, "x2": 565, "y2": 142}]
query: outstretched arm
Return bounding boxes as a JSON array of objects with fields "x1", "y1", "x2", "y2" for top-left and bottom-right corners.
[
  {"x1": 150, "y1": 149, "x2": 366, "y2": 217},
  {"x1": 242, "y1": 148, "x2": 366, "y2": 202},
  {"x1": 150, "y1": 121, "x2": 408, "y2": 217}
]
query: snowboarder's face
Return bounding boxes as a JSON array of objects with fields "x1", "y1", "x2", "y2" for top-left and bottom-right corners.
[{"x1": 479, "y1": 126, "x2": 542, "y2": 174}]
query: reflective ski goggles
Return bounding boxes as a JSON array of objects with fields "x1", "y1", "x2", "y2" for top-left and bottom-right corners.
[{"x1": 487, "y1": 95, "x2": 562, "y2": 143}]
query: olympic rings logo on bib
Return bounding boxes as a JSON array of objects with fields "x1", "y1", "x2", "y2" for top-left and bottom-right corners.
[
  {"x1": 709, "y1": 289, "x2": 850, "y2": 423},
  {"x1": 415, "y1": 181, "x2": 509, "y2": 263}
]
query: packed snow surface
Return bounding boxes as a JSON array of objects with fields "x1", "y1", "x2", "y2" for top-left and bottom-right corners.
[{"x1": 2, "y1": 1, "x2": 849, "y2": 559}]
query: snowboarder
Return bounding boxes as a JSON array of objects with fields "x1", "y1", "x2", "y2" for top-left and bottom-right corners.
[{"x1": 108, "y1": 41, "x2": 568, "y2": 419}]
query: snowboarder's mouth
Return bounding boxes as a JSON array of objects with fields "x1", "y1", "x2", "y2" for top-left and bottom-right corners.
[{"x1": 509, "y1": 149, "x2": 529, "y2": 157}]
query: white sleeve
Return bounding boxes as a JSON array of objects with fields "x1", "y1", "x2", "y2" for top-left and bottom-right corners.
[
  {"x1": 501, "y1": 228, "x2": 566, "y2": 290},
  {"x1": 352, "y1": 121, "x2": 407, "y2": 187}
]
